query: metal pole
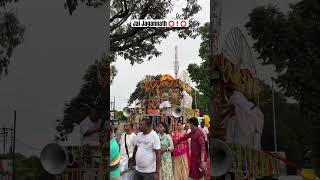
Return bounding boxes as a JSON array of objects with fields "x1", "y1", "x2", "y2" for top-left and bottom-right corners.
[
  {"x1": 4, "y1": 129, "x2": 6, "y2": 155},
  {"x1": 195, "y1": 91, "x2": 197, "y2": 109},
  {"x1": 272, "y1": 79, "x2": 277, "y2": 152},
  {"x1": 2, "y1": 128, "x2": 3, "y2": 154},
  {"x1": 2, "y1": 127, "x2": 5, "y2": 154},
  {"x1": 209, "y1": 0, "x2": 216, "y2": 125},
  {"x1": 11, "y1": 126, "x2": 13, "y2": 158},
  {"x1": 12, "y1": 110, "x2": 16, "y2": 180}
]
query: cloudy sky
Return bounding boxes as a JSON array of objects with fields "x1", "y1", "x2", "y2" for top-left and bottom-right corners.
[{"x1": 0, "y1": 0, "x2": 297, "y2": 157}]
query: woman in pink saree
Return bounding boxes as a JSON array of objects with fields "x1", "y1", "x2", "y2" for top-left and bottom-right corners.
[{"x1": 172, "y1": 120, "x2": 190, "y2": 180}]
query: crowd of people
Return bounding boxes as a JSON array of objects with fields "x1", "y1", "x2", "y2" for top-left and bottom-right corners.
[
  {"x1": 109, "y1": 117, "x2": 209, "y2": 180},
  {"x1": 79, "y1": 80, "x2": 264, "y2": 180}
]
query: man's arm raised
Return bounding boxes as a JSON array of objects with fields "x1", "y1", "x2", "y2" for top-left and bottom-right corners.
[
  {"x1": 83, "y1": 128, "x2": 100, "y2": 137},
  {"x1": 174, "y1": 131, "x2": 191, "y2": 146}
]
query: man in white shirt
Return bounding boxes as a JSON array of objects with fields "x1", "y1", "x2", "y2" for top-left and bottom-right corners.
[
  {"x1": 119, "y1": 121, "x2": 136, "y2": 180},
  {"x1": 222, "y1": 85, "x2": 264, "y2": 149},
  {"x1": 184, "y1": 123, "x2": 191, "y2": 133},
  {"x1": 80, "y1": 108, "x2": 102, "y2": 146},
  {"x1": 133, "y1": 118, "x2": 161, "y2": 180},
  {"x1": 199, "y1": 121, "x2": 209, "y2": 152},
  {"x1": 184, "y1": 123, "x2": 192, "y2": 157}
]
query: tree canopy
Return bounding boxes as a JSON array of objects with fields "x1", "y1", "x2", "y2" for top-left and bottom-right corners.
[
  {"x1": 187, "y1": 22, "x2": 210, "y2": 96},
  {"x1": 12, "y1": 153, "x2": 55, "y2": 180},
  {"x1": 109, "y1": 0, "x2": 201, "y2": 65},
  {"x1": 245, "y1": 0, "x2": 320, "y2": 123},
  {"x1": 0, "y1": 0, "x2": 18, "y2": 7},
  {"x1": 66, "y1": 0, "x2": 202, "y2": 65},
  {"x1": 65, "y1": 0, "x2": 106, "y2": 15},
  {"x1": 0, "y1": 10, "x2": 25, "y2": 78},
  {"x1": 58, "y1": 58, "x2": 114, "y2": 133}
]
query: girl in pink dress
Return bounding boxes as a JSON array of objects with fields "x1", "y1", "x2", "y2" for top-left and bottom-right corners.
[{"x1": 172, "y1": 121, "x2": 190, "y2": 180}]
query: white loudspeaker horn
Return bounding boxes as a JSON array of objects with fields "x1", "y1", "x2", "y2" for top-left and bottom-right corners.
[
  {"x1": 210, "y1": 138, "x2": 234, "y2": 177},
  {"x1": 172, "y1": 106, "x2": 183, "y2": 118},
  {"x1": 40, "y1": 143, "x2": 68, "y2": 175},
  {"x1": 123, "y1": 107, "x2": 132, "y2": 117}
]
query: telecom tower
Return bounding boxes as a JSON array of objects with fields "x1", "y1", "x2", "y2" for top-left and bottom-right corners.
[{"x1": 174, "y1": 46, "x2": 179, "y2": 79}]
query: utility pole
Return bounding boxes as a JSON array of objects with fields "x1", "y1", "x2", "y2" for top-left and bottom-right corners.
[
  {"x1": 174, "y1": 45, "x2": 179, "y2": 79},
  {"x1": 10, "y1": 125, "x2": 13, "y2": 159},
  {"x1": 195, "y1": 91, "x2": 197, "y2": 109},
  {"x1": 209, "y1": 0, "x2": 216, "y2": 127},
  {"x1": 2, "y1": 127, "x2": 6, "y2": 154},
  {"x1": 209, "y1": 0, "x2": 222, "y2": 126},
  {"x1": 272, "y1": 79, "x2": 277, "y2": 152},
  {"x1": 0, "y1": 122, "x2": 14, "y2": 179},
  {"x1": 0, "y1": 127, "x2": 13, "y2": 155},
  {"x1": 12, "y1": 110, "x2": 16, "y2": 180}
]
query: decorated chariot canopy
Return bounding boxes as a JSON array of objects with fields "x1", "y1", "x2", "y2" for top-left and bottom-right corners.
[
  {"x1": 123, "y1": 74, "x2": 197, "y2": 132},
  {"x1": 214, "y1": 54, "x2": 261, "y2": 106},
  {"x1": 217, "y1": 28, "x2": 261, "y2": 105},
  {"x1": 138, "y1": 74, "x2": 194, "y2": 115},
  {"x1": 140, "y1": 74, "x2": 192, "y2": 97}
]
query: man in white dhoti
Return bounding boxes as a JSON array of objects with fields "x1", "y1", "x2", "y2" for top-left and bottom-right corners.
[
  {"x1": 119, "y1": 121, "x2": 136, "y2": 180},
  {"x1": 221, "y1": 84, "x2": 264, "y2": 149},
  {"x1": 180, "y1": 90, "x2": 193, "y2": 109}
]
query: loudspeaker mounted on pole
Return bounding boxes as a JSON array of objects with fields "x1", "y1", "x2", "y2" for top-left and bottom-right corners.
[
  {"x1": 172, "y1": 106, "x2": 183, "y2": 118},
  {"x1": 123, "y1": 107, "x2": 132, "y2": 118},
  {"x1": 40, "y1": 143, "x2": 68, "y2": 175},
  {"x1": 210, "y1": 138, "x2": 234, "y2": 177}
]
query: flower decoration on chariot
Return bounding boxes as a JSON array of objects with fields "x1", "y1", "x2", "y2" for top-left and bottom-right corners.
[{"x1": 160, "y1": 74, "x2": 174, "y2": 81}]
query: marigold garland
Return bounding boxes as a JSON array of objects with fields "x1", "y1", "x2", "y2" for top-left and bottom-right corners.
[{"x1": 227, "y1": 143, "x2": 281, "y2": 179}]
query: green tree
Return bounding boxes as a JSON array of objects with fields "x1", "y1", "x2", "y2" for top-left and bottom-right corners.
[
  {"x1": 0, "y1": 10, "x2": 25, "y2": 78},
  {"x1": 65, "y1": 0, "x2": 106, "y2": 15},
  {"x1": 187, "y1": 22, "x2": 210, "y2": 97},
  {"x1": 58, "y1": 58, "x2": 115, "y2": 133},
  {"x1": 66, "y1": 0, "x2": 202, "y2": 66},
  {"x1": 109, "y1": 0, "x2": 201, "y2": 65},
  {"x1": 14, "y1": 154, "x2": 55, "y2": 180},
  {"x1": 128, "y1": 74, "x2": 162, "y2": 104},
  {"x1": 245, "y1": 0, "x2": 320, "y2": 124},
  {"x1": 0, "y1": 0, "x2": 18, "y2": 8},
  {"x1": 190, "y1": 90, "x2": 209, "y2": 114},
  {"x1": 114, "y1": 110, "x2": 126, "y2": 121}
]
